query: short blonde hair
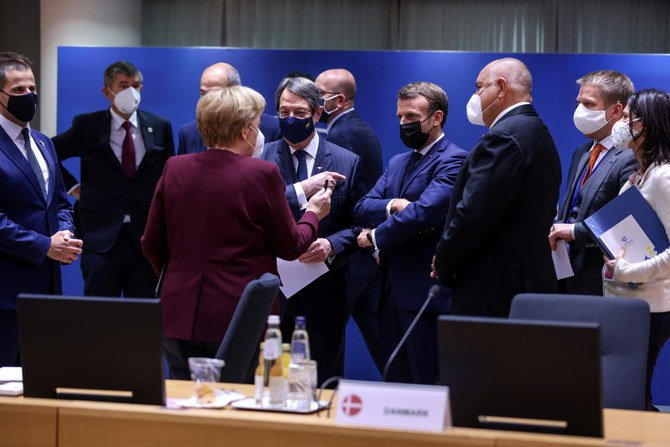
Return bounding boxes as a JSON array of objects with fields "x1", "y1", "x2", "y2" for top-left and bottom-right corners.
[{"x1": 197, "y1": 85, "x2": 266, "y2": 148}]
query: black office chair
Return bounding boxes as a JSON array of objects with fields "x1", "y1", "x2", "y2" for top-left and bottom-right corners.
[
  {"x1": 215, "y1": 273, "x2": 280, "y2": 383},
  {"x1": 510, "y1": 293, "x2": 650, "y2": 410}
]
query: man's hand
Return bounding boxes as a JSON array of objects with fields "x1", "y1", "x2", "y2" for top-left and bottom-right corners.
[
  {"x1": 357, "y1": 228, "x2": 374, "y2": 248},
  {"x1": 298, "y1": 238, "x2": 333, "y2": 263},
  {"x1": 430, "y1": 255, "x2": 439, "y2": 279},
  {"x1": 390, "y1": 198, "x2": 411, "y2": 214},
  {"x1": 69, "y1": 185, "x2": 81, "y2": 201},
  {"x1": 47, "y1": 230, "x2": 83, "y2": 263},
  {"x1": 548, "y1": 223, "x2": 575, "y2": 250},
  {"x1": 300, "y1": 171, "x2": 346, "y2": 198}
]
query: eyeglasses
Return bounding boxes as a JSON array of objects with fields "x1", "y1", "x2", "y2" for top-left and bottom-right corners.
[{"x1": 278, "y1": 109, "x2": 313, "y2": 119}]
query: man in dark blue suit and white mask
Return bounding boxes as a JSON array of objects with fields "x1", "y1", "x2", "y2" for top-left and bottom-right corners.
[
  {"x1": 355, "y1": 82, "x2": 466, "y2": 384},
  {"x1": 178, "y1": 62, "x2": 281, "y2": 155},
  {"x1": 315, "y1": 68, "x2": 386, "y2": 373},
  {"x1": 262, "y1": 76, "x2": 366, "y2": 384}
]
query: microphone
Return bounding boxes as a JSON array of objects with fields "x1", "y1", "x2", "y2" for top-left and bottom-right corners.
[{"x1": 382, "y1": 284, "x2": 442, "y2": 382}]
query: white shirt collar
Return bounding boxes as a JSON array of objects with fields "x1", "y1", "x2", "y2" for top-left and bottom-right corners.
[
  {"x1": 417, "y1": 133, "x2": 444, "y2": 156},
  {"x1": 289, "y1": 131, "x2": 320, "y2": 160},
  {"x1": 490, "y1": 102, "x2": 531, "y2": 128},
  {"x1": 326, "y1": 108, "x2": 355, "y2": 133},
  {"x1": 0, "y1": 113, "x2": 30, "y2": 140},
  {"x1": 110, "y1": 108, "x2": 138, "y2": 129},
  {"x1": 595, "y1": 134, "x2": 614, "y2": 151}
]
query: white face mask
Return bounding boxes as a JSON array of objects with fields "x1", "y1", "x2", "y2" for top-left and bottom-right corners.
[
  {"x1": 573, "y1": 103, "x2": 614, "y2": 135},
  {"x1": 112, "y1": 87, "x2": 141, "y2": 115},
  {"x1": 466, "y1": 82, "x2": 500, "y2": 126},
  {"x1": 246, "y1": 125, "x2": 265, "y2": 158},
  {"x1": 611, "y1": 119, "x2": 641, "y2": 150}
]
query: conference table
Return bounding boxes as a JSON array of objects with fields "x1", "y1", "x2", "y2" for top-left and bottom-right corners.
[{"x1": 1, "y1": 380, "x2": 669, "y2": 447}]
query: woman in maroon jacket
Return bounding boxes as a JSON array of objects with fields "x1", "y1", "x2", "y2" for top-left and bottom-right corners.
[{"x1": 142, "y1": 86, "x2": 331, "y2": 379}]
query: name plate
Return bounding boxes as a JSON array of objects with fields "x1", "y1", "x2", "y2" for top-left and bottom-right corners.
[{"x1": 335, "y1": 379, "x2": 451, "y2": 432}]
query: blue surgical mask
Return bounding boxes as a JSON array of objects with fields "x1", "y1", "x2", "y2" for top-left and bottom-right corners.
[{"x1": 279, "y1": 116, "x2": 315, "y2": 144}]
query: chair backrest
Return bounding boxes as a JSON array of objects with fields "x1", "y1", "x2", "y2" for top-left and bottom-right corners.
[
  {"x1": 215, "y1": 273, "x2": 280, "y2": 383},
  {"x1": 510, "y1": 293, "x2": 650, "y2": 410}
]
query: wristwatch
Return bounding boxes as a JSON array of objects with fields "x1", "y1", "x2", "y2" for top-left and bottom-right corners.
[{"x1": 366, "y1": 231, "x2": 373, "y2": 244}]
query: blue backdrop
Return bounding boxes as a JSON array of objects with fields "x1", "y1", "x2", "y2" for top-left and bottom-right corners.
[{"x1": 56, "y1": 46, "x2": 670, "y2": 403}]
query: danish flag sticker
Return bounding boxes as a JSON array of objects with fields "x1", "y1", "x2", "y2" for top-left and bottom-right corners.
[{"x1": 341, "y1": 393, "x2": 363, "y2": 416}]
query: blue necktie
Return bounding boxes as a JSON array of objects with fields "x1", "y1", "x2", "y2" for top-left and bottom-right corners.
[
  {"x1": 294, "y1": 150, "x2": 308, "y2": 181},
  {"x1": 21, "y1": 128, "x2": 47, "y2": 199}
]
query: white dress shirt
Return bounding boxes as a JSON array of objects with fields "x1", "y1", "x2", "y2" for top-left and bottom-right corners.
[{"x1": 290, "y1": 131, "x2": 321, "y2": 208}]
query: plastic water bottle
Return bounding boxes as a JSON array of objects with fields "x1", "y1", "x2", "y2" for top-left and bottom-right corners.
[
  {"x1": 253, "y1": 342, "x2": 265, "y2": 404},
  {"x1": 263, "y1": 315, "x2": 285, "y2": 407},
  {"x1": 288, "y1": 316, "x2": 312, "y2": 410},
  {"x1": 290, "y1": 316, "x2": 310, "y2": 362}
]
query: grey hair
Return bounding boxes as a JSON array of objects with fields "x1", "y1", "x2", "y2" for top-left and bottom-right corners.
[
  {"x1": 274, "y1": 77, "x2": 321, "y2": 112},
  {"x1": 103, "y1": 61, "x2": 143, "y2": 87},
  {"x1": 577, "y1": 70, "x2": 634, "y2": 106},
  {"x1": 227, "y1": 66, "x2": 241, "y2": 87}
]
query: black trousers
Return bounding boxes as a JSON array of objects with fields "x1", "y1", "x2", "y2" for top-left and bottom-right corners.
[
  {"x1": 81, "y1": 227, "x2": 158, "y2": 298},
  {"x1": 163, "y1": 337, "x2": 221, "y2": 380},
  {"x1": 0, "y1": 310, "x2": 19, "y2": 367}
]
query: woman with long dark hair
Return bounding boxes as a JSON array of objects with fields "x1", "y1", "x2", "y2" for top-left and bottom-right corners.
[{"x1": 605, "y1": 88, "x2": 670, "y2": 411}]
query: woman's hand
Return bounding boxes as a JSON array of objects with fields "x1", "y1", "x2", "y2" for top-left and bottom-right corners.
[
  {"x1": 306, "y1": 186, "x2": 332, "y2": 220},
  {"x1": 604, "y1": 248, "x2": 626, "y2": 279}
]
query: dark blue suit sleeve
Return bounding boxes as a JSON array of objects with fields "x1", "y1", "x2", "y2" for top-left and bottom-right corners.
[{"x1": 375, "y1": 151, "x2": 465, "y2": 254}]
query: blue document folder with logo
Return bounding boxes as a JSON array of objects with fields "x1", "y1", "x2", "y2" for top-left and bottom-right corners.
[{"x1": 584, "y1": 186, "x2": 670, "y2": 261}]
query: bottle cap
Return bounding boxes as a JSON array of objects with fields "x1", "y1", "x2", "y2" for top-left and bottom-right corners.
[
  {"x1": 267, "y1": 314, "x2": 280, "y2": 325},
  {"x1": 282, "y1": 343, "x2": 290, "y2": 351}
]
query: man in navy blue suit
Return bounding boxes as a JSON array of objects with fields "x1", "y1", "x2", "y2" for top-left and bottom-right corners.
[
  {"x1": 355, "y1": 82, "x2": 466, "y2": 384},
  {"x1": 0, "y1": 52, "x2": 81, "y2": 366},
  {"x1": 315, "y1": 68, "x2": 386, "y2": 373},
  {"x1": 54, "y1": 61, "x2": 174, "y2": 298},
  {"x1": 177, "y1": 62, "x2": 281, "y2": 155},
  {"x1": 262, "y1": 76, "x2": 366, "y2": 384}
]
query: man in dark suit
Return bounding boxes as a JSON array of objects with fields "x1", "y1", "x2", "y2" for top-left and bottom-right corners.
[
  {"x1": 549, "y1": 71, "x2": 636, "y2": 295},
  {"x1": 355, "y1": 82, "x2": 466, "y2": 384},
  {"x1": 262, "y1": 76, "x2": 366, "y2": 384},
  {"x1": 177, "y1": 62, "x2": 280, "y2": 155},
  {"x1": 53, "y1": 61, "x2": 174, "y2": 298},
  {"x1": 0, "y1": 52, "x2": 81, "y2": 366},
  {"x1": 433, "y1": 57, "x2": 561, "y2": 317},
  {"x1": 315, "y1": 68, "x2": 385, "y2": 372}
]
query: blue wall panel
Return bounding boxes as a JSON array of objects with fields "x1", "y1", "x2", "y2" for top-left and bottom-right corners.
[{"x1": 56, "y1": 47, "x2": 670, "y2": 403}]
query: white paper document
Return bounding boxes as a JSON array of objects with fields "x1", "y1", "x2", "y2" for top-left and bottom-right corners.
[
  {"x1": 551, "y1": 239, "x2": 574, "y2": 280},
  {"x1": 599, "y1": 214, "x2": 657, "y2": 263},
  {"x1": 276, "y1": 258, "x2": 329, "y2": 299},
  {"x1": 0, "y1": 367, "x2": 22, "y2": 383}
]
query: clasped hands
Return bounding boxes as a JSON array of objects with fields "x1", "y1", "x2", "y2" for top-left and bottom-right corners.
[{"x1": 47, "y1": 230, "x2": 83, "y2": 264}]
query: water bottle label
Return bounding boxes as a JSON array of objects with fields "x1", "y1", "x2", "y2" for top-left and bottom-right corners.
[{"x1": 265, "y1": 339, "x2": 281, "y2": 359}]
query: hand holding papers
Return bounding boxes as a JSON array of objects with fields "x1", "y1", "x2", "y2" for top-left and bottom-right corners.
[
  {"x1": 551, "y1": 239, "x2": 574, "y2": 280},
  {"x1": 584, "y1": 187, "x2": 670, "y2": 262},
  {"x1": 276, "y1": 258, "x2": 329, "y2": 298}
]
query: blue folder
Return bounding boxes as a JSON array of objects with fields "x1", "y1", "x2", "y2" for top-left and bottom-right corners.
[{"x1": 584, "y1": 186, "x2": 670, "y2": 259}]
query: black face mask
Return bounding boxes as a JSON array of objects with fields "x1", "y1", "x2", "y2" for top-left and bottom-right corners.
[
  {"x1": 399, "y1": 115, "x2": 433, "y2": 150},
  {"x1": 0, "y1": 90, "x2": 38, "y2": 123}
]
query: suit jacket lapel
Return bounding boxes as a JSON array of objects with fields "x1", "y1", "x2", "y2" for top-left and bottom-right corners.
[
  {"x1": 578, "y1": 147, "x2": 619, "y2": 216},
  {"x1": 99, "y1": 110, "x2": 125, "y2": 174},
  {"x1": 0, "y1": 125, "x2": 47, "y2": 203},
  {"x1": 313, "y1": 137, "x2": 332, "y2": 177},
  {"x1": 31, "y1": 130, "x2": 56, "y2": 205},
  {"x1": 561, "y1": 147, "x2": 591, "y2": 220},
  {"x1": 136, "y1": 111, "x2": 155, "y2": 174},
  {"x1": 399, "y1": 138, "x2": 445, "y2": 196},
  {"x1": 276, "y1": 141, "x2": 298, "y2": 184}
]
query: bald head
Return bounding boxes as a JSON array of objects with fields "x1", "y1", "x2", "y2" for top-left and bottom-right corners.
[
  {"x1": 481, "y1": 58, "x2": 532, "y2": 99},
  {"x1": 474, "y1": 57, "x2": 533, "y2": 126},
  {"x1": 199, "y1": 62, "x2": 241, "y2": 96},
  {"x1": 315, "y1": 69, "x2": 356, "y2": 99}
]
